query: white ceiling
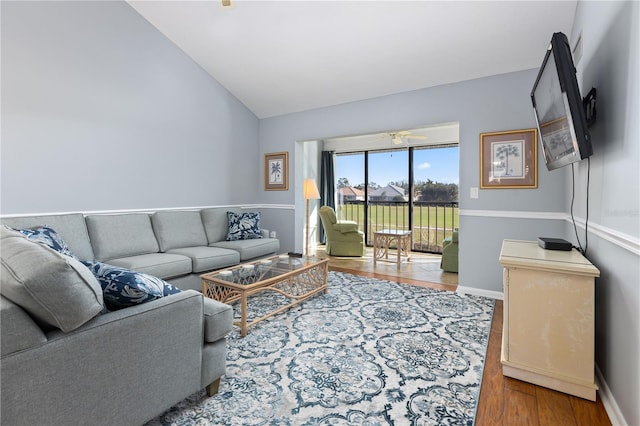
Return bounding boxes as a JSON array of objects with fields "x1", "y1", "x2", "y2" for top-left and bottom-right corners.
[{"x1": 128, "y1": 1, "x2": 577, "y2": 119}]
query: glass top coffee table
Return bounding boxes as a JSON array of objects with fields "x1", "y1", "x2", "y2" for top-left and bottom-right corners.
[{"x1": 201, "y1": 255, "x2": 329, "y2": 336}]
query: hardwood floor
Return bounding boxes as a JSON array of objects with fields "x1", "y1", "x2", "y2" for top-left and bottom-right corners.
[
  {"x1": 317, "y1": 247, "x2": 611, "y2": 425},
  {"x1": 315, "y1": 246, "x2": 459, "y2": 290}
]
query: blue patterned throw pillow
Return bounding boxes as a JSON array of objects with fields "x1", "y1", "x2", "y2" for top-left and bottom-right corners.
[
  {"x1": 226, "y1": 211, "x2": 263, "y2": 241},
  {"x1": 11, "y1": 225, "x2": 77, "y2": 259},
  {"x1": 81, "y1": 261, "x2": 181, "y2": 311}
]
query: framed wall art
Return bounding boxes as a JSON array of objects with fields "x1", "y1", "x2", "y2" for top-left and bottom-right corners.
[
  {"x1": 264, "y1": 152, "x2": 289, "y2": 191},
  {"x1": 480, "y1": 128, "x2": 538, "y2": 189}
]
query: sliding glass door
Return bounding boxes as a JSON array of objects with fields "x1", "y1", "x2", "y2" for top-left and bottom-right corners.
[
  {"x1": 335, "y1": 152, "x2": 364, "y2": 225},
  {"x1": 411, "y1": 146, "x2": 459, "y2": 252},
  {"x1": 334, "y1": 145, "x2": 458, "y2": 253},
  {"x1": 367, "y1": 150, "x2": 409, "y2": 244}
]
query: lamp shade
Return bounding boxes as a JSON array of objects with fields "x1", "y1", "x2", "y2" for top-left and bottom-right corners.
[{"x1": 303, "y1": 179, "x2": 320, "y2": 200}]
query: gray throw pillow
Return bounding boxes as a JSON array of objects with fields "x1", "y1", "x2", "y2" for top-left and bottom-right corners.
[{"x1": 0, "y1": 227, "x2": 104, "y2": 332}]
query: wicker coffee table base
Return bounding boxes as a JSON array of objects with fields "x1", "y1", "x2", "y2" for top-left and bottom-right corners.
[{"x1": 202, "y1": 258, "x2": 329, "y2": 336}]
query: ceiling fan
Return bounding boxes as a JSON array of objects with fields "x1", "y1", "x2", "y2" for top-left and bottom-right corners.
[{"x1": 389, "y1": 131, "x2": 427, "y2": 145}]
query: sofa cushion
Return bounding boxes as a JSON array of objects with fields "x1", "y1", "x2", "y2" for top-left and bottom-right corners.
[
  {"x1": 211, "y1": 238, "x2": 280, "y2": 261},
  {"x1": 226, "y1": 211, "x2": 262, "y2": 241},
  {"x1": 151, "y1": 211, "x2": 208, "y2": 252},
  {"x1": 202, "y1": 297, "x2": 234, "y2": 342},
  {"x1": 1, "y1": 213, "x2": 95, "y2": 261},
  {"x1": 0, "y1": 227, "x2": 104, "y2": 332},
  {"x1": 85, "y1": 214, "x2": 159, "y2": 261},
  {"x1": 82, "y1": 261, "x2": 181, "y2": 311},
  {"x1": 166, "y1": 246, "x2": 240, "y2": 273},
  {"x1": 106, "y1": 253, "x2": 192, "y2": 280},
  {"x1": 10, "y1": 225, "x2": 78, "y2": 259},
  {"x1": 201, "y1": 207, "x2": 241, "y2": 244}
]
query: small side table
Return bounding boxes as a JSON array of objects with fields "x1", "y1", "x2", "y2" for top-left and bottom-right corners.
[{"x1": 373, "y1": 229, "x2": 412, "y2": 269}]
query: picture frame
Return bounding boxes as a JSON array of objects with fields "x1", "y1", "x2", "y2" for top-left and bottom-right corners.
[
  {"x1": 264, "y1": 152, "x2": 289, "y2": 191},
  {"x1": 480, "y1": 128, "x2": 538, "y2": 189}
]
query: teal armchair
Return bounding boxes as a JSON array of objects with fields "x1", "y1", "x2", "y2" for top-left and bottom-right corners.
[
  {"x1": 319, "y1": 206, "x2": 365, "y2": 257},
  {"x1": 440, "y1": 230, "x2": 458, "y2": 273}
]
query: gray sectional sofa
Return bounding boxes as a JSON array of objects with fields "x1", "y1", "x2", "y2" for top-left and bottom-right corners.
[
  {"x1": 82, "y1": 208, "x2": 279, "y2": 292},
  {"x1": 0, "y1": 207, "x2": 280, "y2": 425}
]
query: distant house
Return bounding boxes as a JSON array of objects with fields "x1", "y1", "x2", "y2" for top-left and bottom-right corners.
[
  {"x1": 368, "y1": 184, "x2": 407, "y2": 202},
  {"x1": 338, "y1": 186, "x2": 365, "y2": 202}
]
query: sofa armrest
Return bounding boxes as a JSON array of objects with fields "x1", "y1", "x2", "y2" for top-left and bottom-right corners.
[
  {"x1": 0, "y1": 296, "x2": 47, "y2": 356},
  {"x1": 203, "y1": 297, "x2": 233, "y2": 342},
  {"x1": 260, "y1": 229, "x2": 270, "y2": 238},
  {"x1": 2, "y1": 290, "x2": 206, "y2": 425},
  {"x1": 333, "y1": 222, "x2": 359, "y2": 233},
  {"x1": 443, "y1": 230, "x2": 458, "y2": 246}
]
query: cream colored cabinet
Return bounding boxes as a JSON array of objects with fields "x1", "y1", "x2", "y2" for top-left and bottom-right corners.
[{"x1": 499, "y1": 239, "x2": 600, "y2": 401}]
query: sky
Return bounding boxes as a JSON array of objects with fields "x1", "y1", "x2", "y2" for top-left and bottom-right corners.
[{"x1": 335, "y1": 146, "x2": 459, "y2": 187}]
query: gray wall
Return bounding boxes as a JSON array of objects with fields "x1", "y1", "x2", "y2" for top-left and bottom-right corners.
[
  {"x1": 569, "y1": 2, "x2": 639, "y2": 424},
  {"x1": 258, "y1": 70, "x2": 566, "y2": 290},
  {"x1": 1, "y1": 1, "x2": 259, "y2": 214}
]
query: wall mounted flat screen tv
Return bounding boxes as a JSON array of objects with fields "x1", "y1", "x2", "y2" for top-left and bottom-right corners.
[{"x1": 531, "y1": 32, "x2": 593, "y2": 171}]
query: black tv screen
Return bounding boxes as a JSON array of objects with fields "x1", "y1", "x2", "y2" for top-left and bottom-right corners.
[{"x1": 531, "y1": 32, "x2": 593, "y2": 170}]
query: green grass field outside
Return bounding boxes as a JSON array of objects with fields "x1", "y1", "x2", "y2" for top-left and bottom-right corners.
[{"x1": 336, "y1": 203, "x2": 459, "y2": 252}]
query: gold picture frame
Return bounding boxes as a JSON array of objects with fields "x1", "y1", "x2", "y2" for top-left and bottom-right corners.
[
  {"x1": 264, "y1": 152, "x2": 289, "y2": 191},
  {"x1": 480, "y1": 128, "x2": 538, "y2": 189}
]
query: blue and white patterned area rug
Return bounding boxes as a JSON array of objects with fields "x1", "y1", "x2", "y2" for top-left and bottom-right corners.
[{"x1": 148, "y1": 271, "x2": 495, "y2": 425}]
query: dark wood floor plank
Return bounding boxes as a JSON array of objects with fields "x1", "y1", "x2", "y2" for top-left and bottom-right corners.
[
  {"x1": 492, "y1": 301, "x2": 503, "y2": 333},
  {"x1": 475, "y1": 302, "x2": 505, "y2": 425},
  {"x1": 570, "y1": 394, "x2": 612, "y2": 425},
  {"x1": 536, "y1": 386, "x2": 577, "y2": 426},
  {"x1": 505, "y1": 377, "x2": 538, "y2": 396},
  {"x1": 504, "y1": 388, "x2": 539, "y2": 426}
]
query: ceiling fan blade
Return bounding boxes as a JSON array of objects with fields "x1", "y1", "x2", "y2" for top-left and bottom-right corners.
[
  {"x1": 393, "y1": 130, "x2": 427, "y2": 140},
  {"x1": 386, "y1": 131, "x2": 427, "y2": 145}
]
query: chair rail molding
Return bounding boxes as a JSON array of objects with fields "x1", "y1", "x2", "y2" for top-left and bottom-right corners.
[
  {"x1": 459, "y1": 209, "x2": 639, "y2": 256},
  {"x1": 1, "y1": 204, "x2": 296, "y2": 219},
  {"x1": 459, "y1": 209, "x2": 566, "y2": 220}
]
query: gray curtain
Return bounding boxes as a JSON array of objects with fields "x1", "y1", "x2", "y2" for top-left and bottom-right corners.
[{"x1": 319, "y1": 151, "x2": 335, "y2": 243}]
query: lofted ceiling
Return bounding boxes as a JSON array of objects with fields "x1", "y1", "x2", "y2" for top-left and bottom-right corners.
[{"x1": 128, "y1": 1, "x2": 577, "y2": 119}]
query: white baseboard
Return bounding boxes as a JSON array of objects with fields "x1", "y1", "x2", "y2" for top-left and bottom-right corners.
[
  {"x1": 456, "y1": 285, "x2": 503, "y2": 300},
  {"x1": 596, "y1": 363, "x2": 628, "y2": 425}
]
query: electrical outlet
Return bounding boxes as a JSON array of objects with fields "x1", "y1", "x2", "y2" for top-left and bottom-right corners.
[
  {"x1": 470, "y1": 187, "x2": 479, "y2": 199},
  {"x1": 270, "y1": 231, "x2": 277, "y2": 238}
]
